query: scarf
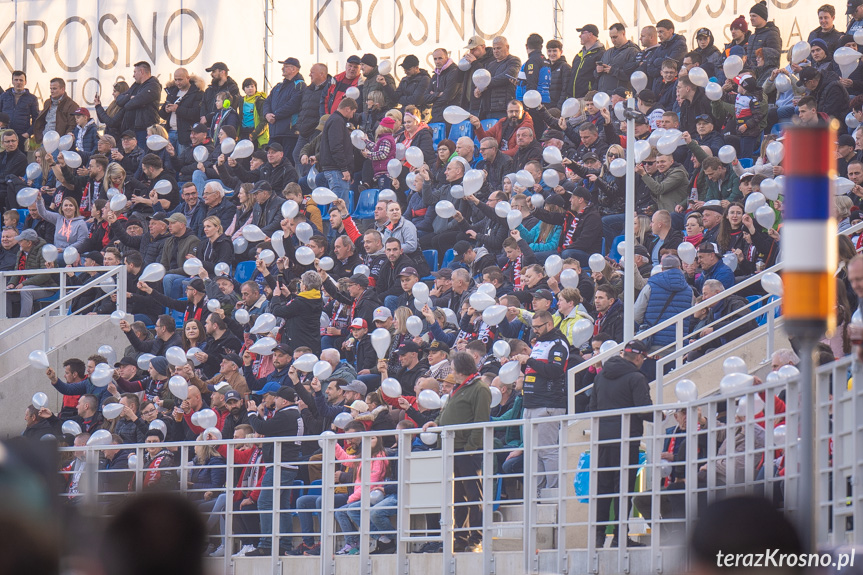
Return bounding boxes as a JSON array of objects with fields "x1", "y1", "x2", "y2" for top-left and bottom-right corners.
[
  {"x1": 685, "y1": 233, "x2": 703, "y2": 247},
  {"x1": 434, "y1": 59, "x2": 453, "y2": 75}
]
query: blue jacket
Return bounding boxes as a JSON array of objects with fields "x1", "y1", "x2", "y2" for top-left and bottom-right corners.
[
  {"x1": 190, "y1": 456, "x2": 227, "y2": 492},
  {"x1": 243, "y1": 364, "x2": 294, "y2": 392},
  {"x1": 0, "y1": 88, "x2": 39, "y2": 136},
  {"x1": 263, "y1": 74, "x2": 306, "y2": 138},
  {"x1": 643, "y1": 269, "x2": 692, "y2": 348},
  {"x1": 73, "y1": 119, "x2": 99, "y2": 158},
  {"x1": 695, "y1": 260, "x2": 736, "y2": 293},
  {"x1": 52, "y1": 377, "x2": 111, "y2": 408}
]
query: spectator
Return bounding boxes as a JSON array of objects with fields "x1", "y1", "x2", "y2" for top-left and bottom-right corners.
[
  {"x1": 239, "y1": 77, "x2": 270, "y2": 150},
  {"x1": 319, "y1": 98, "x2": 357, "y2": 203},
  {"x1": 687, "y1": 279, "x2": 758, "y2": 360},
  {"x1": 32, "y1": 77, "x2": 79, "y2": 144},
  {"x1": 383, "y1": 54, "x2": 431, "y2": 112},
  {"x1": 480, "y1": 37, "x2": 521, "y2": 120},
  {"x1": 693, "y1": 28, "x2": 726, "y2": 82},
  {"x1": 427, "y1": 48, "x2": 462, "y2": 124},
  {"x1": 249, "y1": 180, "x2": 287, "y2": 237},
  {"x1": 324, "y1": 56, "x2": 361, "y2": 115},
  {"x1": 472, "y1": 100, "x2": 532, "y2": 158},
  {"x1": 635, "y1": 26, "x2": 663, "y2": 86},
  {"x1": 655, "y1": 19, "x2": 687, "y2": 68},
  {"x1": 461, "y1": 36, "x2": 495, "y2": 115},
  {"x1": 119, "y1": 314, "x2": 183, "y2": 358},
  {"x1": 5, "y1": 228, "x2": 52, "y2": 317},
  {"x1": 265, "y1": 57, "x2": 306, "y2": 153},
  {"x1": 566, "y1": 25, "x2": 605, "y2": 99},
  {"x1": 201, "y1": 62, "x2": 241, "y2": 125},
  {"x1": 691, "y1": 242, "x2": 736, "y2": 291},
  {"x1": 160, "y1": 68, "x2": 205, "y2": 154},
  {"x1": 635, "y1": 255, "x2": 695, "y2": 350},
  {"x1": 115, "y1": 61, "x2": 162, "y2": 144},
  {"x1": 596, "y1": 23, "x2": 640, "y2": 93},
  {"x1": 0, "y1": 70, "x2": 38, "y2": 148},
  {"x1": 94, "y1": 81, "x2": 129, "y2": 141},
  {"x1": 747, "y1": 1, "x2": 783, "y2": 64}
]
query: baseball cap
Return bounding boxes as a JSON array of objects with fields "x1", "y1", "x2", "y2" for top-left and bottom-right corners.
[
  {"x1": 397, "y1": 266, "x2": 419, "y2": 278},
  {"x1": 429, "y1": 340, "x2": 451, "y2": 353},
  {"x1": 612, "y1": 87, "x2": 628, "y2": 98},
  {"x1": 571, "y1": 186, "x2": 592, "y2": 200},
  {"x1": 465, "y1": 35, "x2": 486, "y2": 49},
  {"x1": 14, "y1": 229, "x2": 38, "y2": 242},
  {"x1": 251, "y1": 180, "x2": 273, "y2": 194},
  {"x1": 633, "y1": 244, "x2": 650, "y2": 258},
  {"x1": 361, "y1": 53, "x2": 377, "y2": 67},
  {"x1": 347, "y1": 55, "x2": 362, "y2": 65},
  {"x1": 347, "y1": 273, "x2": 370, "y2": 287},
  {"x1": 373, "y1": 307, "x2": 392, "y2": 322},
  {"x1": 166, "y1": 213, "x2": 187, "y2": 225},
  {"x1": 633, "y1": 113, "x2": 649, "y2": 126},
  {"x1": 397, "y1": 341, "x2": 421, "y2": 355},
  {"x1": 637, "y1": 89, "x2": 657, "y2": 104},
  {"x1": 696, "y1": 27, "x2": 711, "y2": 38},
  {"x1": 251, "y1": 149, "x2": 267, "y2": 161},
  {"x1": 623, "y1": 340, "x2": 649, "y2": 355},
  {"x1": 431, "y1": 268, "x2": 453, "y2": 280},
  {"x1": 740, "y1": 171, "x2": 755, "y2": 180},
  {"x1": 533, "y1": 289, "x2": 554, "y2": 301},
  {"x1": 839, "y1": 134, "x2": 856, "y2": 148},
  {"x1": 72, "y1": 107, "x2": 90, "y2": 118},
  {"x1": 276, "y1": 386, "x2": 296, "y2": 401},
  {"x1": 582, "y1": 152, "x2": 599, "y2": 163},
  {"x1": 147, "y1": 213, "x2": 168, "y2": 223},
  {"x1": 541, "y1": 129, "x2": 566, "y2": 142},
  {"x1": 278, "y1": 57, "x2": 300, "y2": 67},
  {"x1": 83, "y1": 251, "x2": 103, "y2": 265},
  {"x1": 452, "y1": 240, "x2": 472, "y2": 262},
  {"x1": 400, "y1": 55, "x2": 420, "y2": 69},
  {"x1": 121, "y1": 130, "x2": 136, "y2": 140},
  {"x1": 273, "y1": 343, "x2": 292, "y2": 355},
  {"x1": 694, "y1": 114, "x2": 714, "y2": 123},
  {"x1": 349, "y1": 400, "x2": 369, "y2": 413},
  {"x1": 545, "y1": 194, "x2": 565, "y2": 208},
  {"x1": 661, "y1": 255, "x2": 681, "y2": 270},
  {"x1": 265, "y1": 142, "x2": 284, "y2": 153},
  {"x1": 114, "y1": 357, "x2": 137, "y2": 368},
  {"x1": 190, "y1": 123, "x2": 208, "y2": 134},
  {"x1": 729, "y1": 45, "x2": 746, "y2": 57},
  {"x1": 702, "y1": 204, "x2": 724, "y2": 215},
  {"x1": 222, "y1": 353, "x2": 242, "y2": 366},
  {"x1": 207, "y1": 381, "x2": 232, "y2": 394},
  {"x1": 350, "y1": 318, "x2": 368, "y2": 329},
  {"x1": 697, "y1": 242, "x2": 720, "y2": 255},
  {"x1": 258, "y1": 382, "x2": 281, "y2": 396},
  {"x1": 576, "y1": 24, "x2": 599, "y2": 36},
  {"x1": 340, "y1": 380, "x2": 368, "y2": 395},
  {"x1": 205, "y1": 62, "x2": 229, "y2": 72},
  {"x1": 849, "y1": 0, "x2": 863, "y2": 13},
  {"x1": 224, "y1": 390, "x2": 242, "y2": 402}
]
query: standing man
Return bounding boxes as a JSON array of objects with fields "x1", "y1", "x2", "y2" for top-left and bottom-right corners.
[
  {"x1": 512, "y1": 310, "x2": 569, "y2": 494},
  {"x1": 324, "y1": 55, "x2": 361, "y2": 115},
  {"x1": 201, "y1": 62, "x2": 241, "y2": 124},
  {"x1": 427, "y1": 48, "x2": 462, "y2": 124},
  {"x1": 115, "y1": 61, "x2": 162, "y2": 145},
  {"x1": 294, "y1": 63, "x2": 331, "y2": 167},
  {"x1": 849, "y1": 0, "x2": 863, "y2": 39},
  {"x1": 596, "y1": 24, "x2": 640, "y2": 93},
  {"x1": 479, "y1": 37, "x2": 521, "y2": 120},
  {"x1": 747, "y1": 2, "x2": 783, "y2": 64},
  {"x1": 246, "y1": 386, "x2": 304, "y2": 556},
  {"x1": 382, "y1": 55, "x2": 431, "y2": 112},
  {"x1": 319, "y1": 98, "x2": 357, "y2": 203},
  {"x1": 808, "y1": 4, "x2": 843, "y2": 53},
  {"x1": 422, "y1": 352, "x2": 492, "y2": 553},
  {"x1": 546, "y1": 39, "x2": 572, "y2": 111},
  {"x1": 566, "y1": 25, "x2": 606, "y2": 100},
  {"x1": 160, "y1": 68, "x2": 204, "y2": 155},
  {"x1": 461, "y1": 36, "x2": 495, "y2": 116},
  {"x1": 589, "y1": 340, "x2": 652, "y2": 548},
  {"x1": 0, "y1": 71, "x2": 38, "y2": 149},
  {"x1": 635, "y1": 26, "x2": 663, "y2": 87},
  {"x1": 32, "y1": 78, "x2": 79, "y2": 144},
  {"x1": 518, "y1": 34, "x2": 550, "y2": 134},
  {"x1": 264, "y1": 57, "x2": 306, "y2": 154}
]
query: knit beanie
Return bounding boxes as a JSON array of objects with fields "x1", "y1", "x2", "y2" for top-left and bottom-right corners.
[
  {"x1": 749, "y1": 1, "x2": 769, "y2": 20},
  {"x1": 730, "y1": 15, "x2": 749, "y2": 33}
]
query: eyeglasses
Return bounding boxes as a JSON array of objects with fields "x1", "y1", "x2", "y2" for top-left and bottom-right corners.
[
  {"x1": 607, "y1": 154, "x2": 620, "y2": 159},
  {"x1": 643, "y1": 161, "x2": 656, "y2": 166},
  {"x1": 531, "y1": 322, "x2": 551, "y2": 330}
]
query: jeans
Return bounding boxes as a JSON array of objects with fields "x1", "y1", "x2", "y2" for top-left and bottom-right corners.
[
  {"x1": 523, "y1": 407, "x2": 566, "y2": 493},
  {"x1": 383, "y1": 294, "x2": 399, "y2": 313},
  {"x1": 135, "y1": 130, "x2": 149, "y2": 148},
  {"x1": 256, "y1": 466, "x2": 298, "y2": 552},
  {"x1": 162, "y1": 273, "x2": 189, "y2": 299},
  {"x1": 323, "y1": 170, "x2": 351, "y2": 204},
  {"x1": 601, "y1": 214, "x2": 626, "y2": 256},
  {"x1": 561, "y1": 248, "x2": 590, "y2": 268},
  {"x1": 358, "y1": 373, "x2": 381, "y2": 393},
  {"x1": 501, "y1": 452, "x2": 524, "y2": 475},
  {"x1": 201, "y1": 493, "x2": 227, "y2": 536},
  {"x1": 192, "y1": 171, "x2": 224, "y2": 199},
  {"x1": 167, "y1": 130, "x2": 179, "y2": 152},
  {"x1": 369, "y1": 494, "x2": 398, "y2": 539},
  {"x1": 334, "y1": 500, "x2": 363, "y2": 546},
  {"x1": 296, "y1": 493, "x2": 349, "y2": 545}
]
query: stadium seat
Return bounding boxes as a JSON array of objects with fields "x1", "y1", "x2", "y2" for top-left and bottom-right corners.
[
  {"x1": 16, "y1": 209, "x2": 28, "y2": 231},
  {"x1": 170, "y1": 297, "x2": 187, "y2": 329},
  {"x1": 610, "y1": 235, "x2": 625, "y2": 262},
  {"x1": 352, "y1": 188, "x2": 380, "y2": 220},
  {"x1": 234, "y1": 261, "x2": 256, "y2": 284},
  {"x1": 321, "y1": 189, "x2": 354, "y2": 221},
  {"x1": 441, "y1": 248, "x2": 455, "y2": 270},
  {"x1": 429, "y1": 122, "x2": 446, "y2": 148},
  {"x1": 474, "y1": 118, "x2": 498, "y2": 148},
  {"x1": 448, "y1": 120, "x2": 474, "y2": 142},
  {"x1": 738, "y1": 158, "x2": 754, "y2": 169},
  {"x1": 422, "y1": 249, "x2": 438, "y2": 280}
]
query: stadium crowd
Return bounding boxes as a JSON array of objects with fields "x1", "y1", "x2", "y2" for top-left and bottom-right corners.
[{"x1": 9, "y1": 0, "x2": 863, "y2": 557}]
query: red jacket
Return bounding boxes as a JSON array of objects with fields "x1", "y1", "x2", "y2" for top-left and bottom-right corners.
[
  {"x1": 217, "y1": 444, "x2": 266, "y2": 502},
  {"x1": 475, "y1": 114, "x2": 534, "y2": 157}
]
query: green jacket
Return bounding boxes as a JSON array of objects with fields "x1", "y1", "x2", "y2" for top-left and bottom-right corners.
[
  {"x1": 689, "y1": 141, "x2": 742, "y2": 203},
  {"x1": 491, "y1": 393, "x2": 524, "y2": 448},
  {"x1": 641, "y1": 164, "x2": 689, "y2": 213},
  {"x1": 160, "y1": 232, "x2": 201, "y2": 276},
  {"x1": 436, "y1": 374, "x2": 492, "y2": 452},
  {"x1": 19, "y1": 238, "x2": 52, "y2": 287}
]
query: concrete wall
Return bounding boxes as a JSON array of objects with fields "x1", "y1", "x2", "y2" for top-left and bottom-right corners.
[{"x1": 0, "y1": 315, "x2": 127, "y2": 438}]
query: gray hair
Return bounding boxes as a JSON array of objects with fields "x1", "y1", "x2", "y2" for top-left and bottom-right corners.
[
  {"x1": 451, "y1": 268, "x2": 471, "y2": 283},
  {"x1": 204, "y1": 181, "x2": 225, "y2": 198},
  {"x1": 772, "y1": 348, "x2": 800, "y2": 366},
  {"x1": 702, "y1": 279, "x2": 725, "y2": 294},
  {"x1": 301, "y1": 270, "x2": 323, "y2": 291}
]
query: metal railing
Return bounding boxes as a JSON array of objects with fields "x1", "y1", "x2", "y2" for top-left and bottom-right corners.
[
  {"x1": 53, "y1": 355, "x2": 862, "y2": 574},
  {"x1": 0, "y1": 265, "x2": 126, "y2": 360},
  {"x1": 566, "y1": 219, "x2": 863, "y2": 414}
]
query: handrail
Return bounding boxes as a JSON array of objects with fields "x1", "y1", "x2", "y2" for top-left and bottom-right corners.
[
  {"x1": 0, "y1": 265, "x2": 126, "y2": 358},
  {"x1": 566, "y1": 219, "x2": 863, "y2": 413}
]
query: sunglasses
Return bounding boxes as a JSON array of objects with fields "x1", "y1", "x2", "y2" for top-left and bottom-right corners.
[{"x1": 643, "y1": 161, "x2": 656, "y2": 166}]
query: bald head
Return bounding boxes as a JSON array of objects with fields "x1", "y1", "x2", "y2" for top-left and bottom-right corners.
[
  {"x1": 173, "y1": 68, "x2": 191, "y2": 90},
  {"x1": 416, "y1": 377, "x2": 441, "y2": 394},
  {"x1": 321, "y1": 348, "x2": 341, "y2": 367}
]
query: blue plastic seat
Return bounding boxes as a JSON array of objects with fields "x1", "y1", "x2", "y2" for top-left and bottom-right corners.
[
  {"x1": 429, "y1": 122, "x2": 446, "y2": 148},
  {"x1": 169, "y1": 296, "x2": 187, "y2": 329},
  {"x1": 474, "y1": 118, "x2": 499, "y2": 148},
  {"x1": 441, "y1": 248, "x2": 455, "y2": 270},
  {"x1": 352, "y1": 188, "x2": 380, "y2": 220},
  {"x1": 16, "y1": 209, "x2": 28, "y2": 232},
  {"x1": 422, "y1": 249, "x2": 438, "y2": 280},
  {"x1": 447, "y1": 120, "x2": 474, "y2": 142},
  {"x1": 234, "y1": 261, "x2": 256, "y2": 284},
  {"x1": 738, "y1": 158, "x2": 754, "y2": 169},
  {"x1": 320, "y1": 189, "x2": 354, "y2": 221},
  {"x1": 609, "y1": 234, "x2": 625, "y2": 262}
]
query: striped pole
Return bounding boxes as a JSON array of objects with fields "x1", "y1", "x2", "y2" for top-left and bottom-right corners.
[{"x1": 782, "y1": 123, "x2": 837, "y2": 553}]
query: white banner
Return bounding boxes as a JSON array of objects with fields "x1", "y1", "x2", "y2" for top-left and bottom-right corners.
[{"x1": 0, "y1": 0, "x2": 830, "y2": 107}]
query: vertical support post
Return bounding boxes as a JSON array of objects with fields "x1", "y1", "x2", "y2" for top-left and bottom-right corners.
[{"x1": 623, "y1": 97, "x2": 636, "y2": 343}]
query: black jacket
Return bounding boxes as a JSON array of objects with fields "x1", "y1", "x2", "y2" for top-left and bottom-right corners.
[
  {"x1": 813, "y1": 70, "x2": 851, "y2": 126},
  {"x1": 200, "y1": 330, "x2": 243, "y2": 378},
  {"x1": 462, "y1": 48, "x2": 495, "y2": 112},
  {"x1": 548, "y1": 56, "x2": 572, "y2": 109},
  {"x1": 567, "y1": 44, "x2": 606, "y2": 99},
  {"x1": 589, "y1": 355, "x2": 652, "y2": 438},
  {"x1": 248, "y1": 405, "x2": 303, "y2": 464},
  {"x1": 201, "y1": 76, "x2": 241, "y2": 123},
  {"x1": 159, "y1": 81, "x2": 204, "y2": 145},
  {"x1": 427, "y1": 63, "x2": 463, "y2": 124},
  {"x1": 319, "y1": 110, "x2": 353, "y2": 173},
  {"x1": 258, "y1": 158, "x2": 298, "y2": 196},
  {"x1": 297, "y1": 77, "x2": 333, "y2": 138},
  {"x1": 384, "y1": 69, "x2": 432, "y2": 110},
  {"x1": 251, "y1": 193, "x2": 286, "y2": 236},
  {"x1": 679, "y1": 89, "x2": 714, "y2": 135},
  {"x1": 523, "y1": 327, "x2": 569, "y2": 409},
  {"x1": 322, "y1": 277, "x2": 382, "y2": 329},
  {"x1": 116, "y1": 76, "x2": 162, "y2": 132},
  {"x1": 270, "y1": 291, "x2": 323, "y2": 354},
  {"x1": 483, "y1": 55, "x2": 521, "y2": 116}
]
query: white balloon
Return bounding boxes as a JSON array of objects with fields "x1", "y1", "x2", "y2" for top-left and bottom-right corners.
[
  {"x1": 318, "y1": 429, "x2": 337, "y2": 448},
  {"x1": 153, "y1": 180, "x2": 173, "y2": 195},
  {"x1": 718, "y1": 145, "x2": 737, "y2": 164},
  {"x1": 103, "y1": 402, "x2": 125, "y2": 420},
  {"x1": 492, "y1": 340, "x2": 511, "y2": 359},
  {"x1": 765, "y1": 141, "x2": 784, "y2": 165},
  {"x1": 334, "y1": 412, "x2": 354, "y2": 429},
  {"x1": 220, "y1": 137, "x2": 236, "y2": 155},
  {"x1": 418, "y1": 389, "x2": 441, "y2": 410},
  {"x1": 675, "y1": 379, "x2": 698, "y2": 402},
  {"x1": 62, "y1": 151, "x2": 82, "y2": 168},
  {"x1": 234, "y1": 309, "x2": 250, "y2": 324},
  {"x1": 87, "y1": 429, "x2": 113, "y2": 446},
  {"x1": 656, "y1": 135, "x2": 678, "y2": 155},
  {"x1": 688, "y1": 67, "x2": 709, "y2": 87},
  {"x1": 313, "y1": 360, "x2": 334, "y2": 380},
  {"x1": 405, "y1": 146, "x2": 424, "y2": 167},
  {"x1": 16, "y1": 187, "x2": 38, "y2": 207},
  {"x1": 395, "y1": 143, "x2": 406, "y2": 160},
  {"x1": 469, "y1": 292, "x2": 495, "y2": 312},
  {"x1": 26, "y1": 162, "x2": 42, "y2": 181},
  {"x1": 482, "y1": 304, "x2": 508, "y2": 326},
  {"x1": 777, "y1": 365, "x2": 800, "y2": 381},
  {"x1": 542, "y1": 169, "x2": 560, "y2": 188},
  {"x1": 790, "y1": 41, "x2": 811, "y2": 65},
  {"x1": 139, "y1": 263, "x2": 166, "y2": 283},
  {"x1": 193, "y1": 145, "x2": 209, "y2": 162},
  {"x1": 678, "y1": 242, "x2": 696, "y2": 265},
  {"x1": 318, "y1": 256, "x2": 334, "y2": 271},
  {"x1": 371, "y1": 328, "x2": 391, "y2": 359},
  {"x1": 380, "y1": 378, "x2": 401, "y2": 398},
  {"x1": 354, "y1": 264, "x2": 371, "y2": 277},
  {"x1": 530, "y1": 193, "x2": 544, "y2": 208},
  {"x1": 187, "y1": 346, "x2": 204, "y2": 365},
  {"x1": 630, "y1": 71, "x2": 648, "y2": 93},
  {"x1": 42, "y1": 130, "x2": 60, "y2": 153},
  {"x1": 499, "y1": 360, "x2": 521, "y2": 384},
  {"x1": 63, "y1": 246, "x2": 79, "y2": 265},
  {"x1": 296, "y1": 222, "x2": 314, "y2": 244},
  {"x1": 588, "y1": 253, "x2": 606, "y2": 273},
  {"x1": 149, "y1": 419, "x2": 167, "y2": 436},
  {"x1": 215, "y1": 262, "x2": 231, "y2": 276},
  {"x1": 166, "y1": 346, "x2": 188, "y2": 367},
  {"x1": 772, "y1": 424, "x2": 787, "y2": 445},
  {"x1": 744, "y1": 191, "x2": 766, "y2": 214},
  {"x1": 378, "y1": 59, "x2": 393, "y2": 75},
  {"x1": 774, "y1": 73, "x2": 792, "y2": 94},
  {"x1": 412, "y1": 281, "x2": 429, "y2": 303},
  {"x1": 379, "y1": 189, "x2": 398, "y2": 202},
  {"x1": 592, "y1": 91, "x2": 610, "y2": 109},
  {"x1": 351, "y1": 129, "x2": 367, "y2": 150},
  {"x1": 320, "y1": 312, "x2": 330, "y2": 329},
  {"x1": 489, "y1": 386, "x2": 502, "y2": 408},
  {"x1": 571, "y1": 318, "x2": 593, "y2": 347},
  {"x1": 109, "y1": 194, "x2": 127, "y2": 212},
  {"x1": 183, "y1": 257, "x2": 203, "y2": 276},
  {"x1": 406, "y1": 315, "x2": 423, "y2": 336},
  {"x1": 722, "y1": 356, "x2": 747, "y2": 375},
  {"x1": 523, "y1": 90, "x2": 542, "y2": 109},
  {"x1": 232, "y1": 236, "x2": 248, "y2": 255},
  {"x1": 249, "y1": 336, "x2": 278, "y2": 356},
  {"x1": 281, "y1": 200, "x2": 299, "y2": 219},
  {"x1": 609, "y1": 158, "x2": 626, "y2": 178},
  {"x1": 723, "y1": 55, "x2": 744, "y2": 78},
  {"x1": 29, "y1": 349, "x2": 49, "y2": 369},
  {"x1": 346, "y1": 86, "x2": 361, "y2": 100},
  {"x1": 206, "y1": 300, "x2": 221, "y2": 313},
  {"x1": 147, "y1": 134, "x2": 169, "y2": 151},
  {"x1": 242, "y1": 224, "x2": 266, "y2": 242},
  {"x1": 420, "y1": 432, "x2": 438, "y2": 445},
  {"x1": 250, "y1": 313, "x2": 276, "y2": 334},
  {"x1": 560, "y1": 268, "x2": 579, "y2": 289},
  {"x1": 761, "y1": 272, "x2": 783, "y2": 296},
  {"x1": 311, "y1": 187, "x2": 338, "y2": 205},
  {"x1": 614, "y1": 101, "x2": 626, "y2": 121},
  {"x1": 705, "y1": 82, "x2": 724, "y2": 102},
  {"x1": 197, "y1": 409, "x2": 218, "y2": 429},
  {"x1": 295, "y1": 246, "x2": 316, "y2": 266},
  {"x1": 495, "y1": 200, "x2": 512, "y2": 218},
  {"x1": 560, "y1": 98, "x2": 581, "y2": 118},
  {"x1": 543, "y1": 146, "x2": 562, "y2": 164},
  {"x1": 544, "y1": 255, "x2": 563, "y2": 278},
  {"x1": 41, "y1": 244, "x2": 58, "y2": 263},
  {"x1": 32, "y1": 391, "x2": 48, "y2": 409},
  {"x1": 722, "y1": 252, "x2": 738, "y2": 272},
  {"x1": 599, "y1": 340, "x2": 618, "y2": 364},
  {"x1": 634, "y1": 140, "x2": 652, "y2": 163},
  {"x1": 98, "y1": 344, "x2": 116, "y2": 365},
  {"x1": 457, "y1": 57, "x2": 471, "y2": 71},
  {"x1": 755, "y1": 205, "x2": 776, "y2": 229},
  {"x1": 450, "y1": 185, "x2": 465, "y2": 199},
  {"x1": 90, "y1": 364, "x2": 113, "y2": 387},
  {"x1": 231, "y1": 140, "x2": 254, "y2": 159},
  {"x1": 62, "y1": 420, "x2": 83, "y2": 436},
  {"x1": 477, "y1": 283, "x2": 496, "y2": 298},
  {"x1": 435, "y1": 200, "x2": 456, "y2": 219},
  {"x1": 137, "y1": 353, "x2": 155, "y2": 370},
  {"x1": 443, "y1": 105, "x2": 470, "y2": 124},
  {"x1": 110, "y1": 309, "x2": 126, "y2": 326},
  {"x1": 387, "y1": 158, "x2": 403, "y2": 178},
  {"x1": 463, "y1": 169, "x2": 485, "y2": 195},
  {"x1": 835, "y1": 176, "x2": 855, "y2": 195},
  {"x1": 258, "y1": 249, "x2": 275, "y2": 266},
  {"x1": 506, "y1": 209, "x2": 523, "y2": 230}
]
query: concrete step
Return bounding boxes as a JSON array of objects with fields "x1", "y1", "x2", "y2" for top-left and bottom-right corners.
[
  {"x1": 489, "y1": 521, "x2": 556, "y2": 550},
  {"x1": 497, "y1": 502, "x2": 558, "y2": 524}
]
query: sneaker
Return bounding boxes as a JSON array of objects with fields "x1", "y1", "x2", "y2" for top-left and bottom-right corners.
[
  {"x1": 303, "y1": 542, "x2": 321, "y2": 556},
  {"x1": 420, "y1": 541, "x2": 443, "y2": 553},
  {"x1": 210, "y1": 544, "x2": 224, "y2": 557},
  {"x1": 244, "y1": 547, "x2": 272, "y2": 557},
  {"x1": 370, "y1": 539, "x2": 396, "y2": 554},
  {"x1": 205, "y1": 543, "x2": 216, "y2": 555},
  {"x1": 279, "y1": 548, "x2": 294, "y2": 556},
  {"x1": 347, "y1": 546, "x2": 359, "y2": 555},
  {"x1": 336, "y1": 544, "x2": 355, "y2": 555},
  {"x1": 233, "y1": 544, "x2": 256, "y2": 557},
  {"x1": 288, "y1": 542, "x2": 313, "y2": 556}
]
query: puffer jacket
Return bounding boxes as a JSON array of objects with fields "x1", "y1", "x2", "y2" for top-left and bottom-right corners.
[
  {"x1": 383, "y1": 69, "x2": 431, "y2": 110},
  {"x1": 596, "y1": 40, "x2": 640, "y2": 93},
  {"x1": 201, "y1": 76, "x2": 241, "y2": 123},
  {"x1": 116, "y1": 76, "x2": 162, "y2": 132},
  {"x1": 656, "y1": 33, "x2": 687, "y2": 69},
  {"x1": 0, "y1": 88, "x2": 38, "y2": 136},
  {"x1": 746, "y1": 22, "x2": 782, "y2": 65},
  {"x1": 483, "y1": 54, "x2": 521, "y2": 116},
  {"x1": 263, "y1": 74, "x2": 306, "y2": 138},
  {"x1": 548, "y1": 56, "x2": 572, "y2": 108},
  {"x1": 270, "y1": 289, "x2": 323, "y2": 354},
  {"x1": 159, "y1": 77, "x2": 205, "y2": 145},
  {"x1": 297, "y1": 76, "x2": 333, "y2": 138},
  {"x1": 641, "y1": 269, "x2": 692, "y2": 348},
  {"x1": 14, "y1": 237, "x2": 51, "y2": 287}
]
